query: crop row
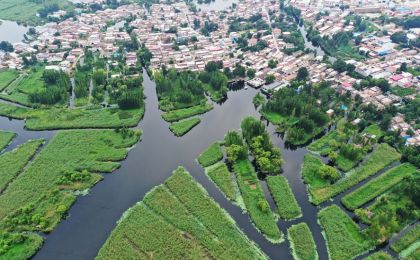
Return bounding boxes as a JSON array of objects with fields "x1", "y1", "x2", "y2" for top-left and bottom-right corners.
[{"x1": 266, "y1": 176, "x2": 301, "y2": 220}]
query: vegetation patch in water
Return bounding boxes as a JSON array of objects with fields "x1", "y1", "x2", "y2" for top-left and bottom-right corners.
[
  {"x1": 318, "y1": 205, "x2": 373, "y2": 260},
  {"x1": 0, "y1": 131, "x2": 16, "y2": 151},
  {"x1": 169, "y1": 117, "x2": 200, "y2": 137},
  {"x1": 205, "y1": 162, "x2": 239, "y2": 202},
  {"x1": 363, "y1": 251, "x2": 392, "y2": 260},
  {"x1": 311, "y1": 143, "x2": 400, "y2": 205},
  {"x1": 287, "y1": 222, "x2": 318, "y2": 260},
  {"x1": 390, "y1": 223, "x2": 420, "y2": 254},
  {"x1": 197, "y1": 142, "x2": 223, "y2": 167},
  {"x1": 0, "y1": 70, "x2": 18, "y2": 92},
  {"x1": 266, "y1": 175, "x2": 301, "y2": 220},
  {"x1": 233, "y1": 159, "x2": 282, "y2": 242},
  {"x1": 161, "y1": 103, "x2": 213, "y2": 122},
  {"x1": 0, "y1": 129, "x2": 140, "y2": 258},
  {"x1": 342, "y1": 163, "x2": 418, "y2": 210},
  {"x1": 0, "y1": 139, "x2": 43, "y2": 192},
  {"x1": 97, "y1": 167, "x2": 267, "y2": 260}
]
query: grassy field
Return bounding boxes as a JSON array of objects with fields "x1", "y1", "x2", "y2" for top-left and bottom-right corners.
[
  {"x1": 335, "y1": 154, "x2": 360, "y2": 172},
  {"x1": 390, "y1": 224, "x2": 420, "y2": 254},
  {"x1": 205, "y1": 162, "x2": 239, "y2": 202},
  {"x1": 0, "y1": 70, "x2": 18, "y2": 92},
  {"x1": 363, "y1": 251, "x2": 392, "y2": 260},
  {"x1": 390, "y1": 87, "x2": 416, "y2": 97},
  {"x1": 301, "y1": 154, "x2": 335, "y2": 203},
  {"x1": 318, "y1": 205, "x2": 372, "y2": 260},
  {"x1": 233, "y1": 160, "x2": 282, "y2": 242},
  {"x1": 406, "y1": 246, "x2": 420, "y2": 260},
  {"x1": 342, "y1": 163, "x2": 418, "y2": 210},
  {"x1": 362, "y1": 124, "x2": 384, "y2": 139},
  {"x1": 24, "y1": 107, "x2": 144, "y2": 130},
  {"x1": 0, "y1": 130, "x2": 140, "y2": 234},
  {"x1": 287, "y1": 223, "x2": 318, "y2": 260},
  {"x1": 162, "y1": 103, "x2": 213, "y2": 122},
  {"x1": 266, "y1": 176, "x2": 301, "y2": 220},
  {"x1": 307, "y1": 130, "x2": 339, "y2": 155},
  {"x1": 311, "y1": 144, "x2": 400, "y2": 205},
  {"x1": 197, "y1": 142, "x2": 224, "y2": 167},
  {"x1": 0, "y1": 139, "x2": 43, "y2": 192},
  {"x1": 0, "y1": 0, "x2": 73, "y2": 24},
  {"x1": 0, "y1": 131, "x2": 16, "y2": 151},
  {"x1": 0, "y1": 102, "x2": 29, "y2": 119},
  {"x1": 97, "y1": 167, "x2": 267, "y2": 260},
  {"x1": 0, "y1": 232, "x2": 43, "y2": 260},
  {"x1": 169, "y1": 117, "x2": 200, "y2": 136}
]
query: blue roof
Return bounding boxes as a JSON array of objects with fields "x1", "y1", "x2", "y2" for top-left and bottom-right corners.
[{"x1": 341, "y1": 104, "x2": 348, "y2": 110}]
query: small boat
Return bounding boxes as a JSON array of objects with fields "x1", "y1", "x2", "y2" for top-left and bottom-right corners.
[{"x1": 244, "y1": 86, "x2": 248, "y2": 90}]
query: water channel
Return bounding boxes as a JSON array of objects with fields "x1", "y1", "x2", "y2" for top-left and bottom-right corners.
[{"x1": 0, "y1": 69, "x2": 395, "y2": 260}]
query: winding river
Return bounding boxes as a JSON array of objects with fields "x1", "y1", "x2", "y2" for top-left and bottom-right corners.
[{"x1": 0, "y1": 69, "x2": 399, "y2": 259}]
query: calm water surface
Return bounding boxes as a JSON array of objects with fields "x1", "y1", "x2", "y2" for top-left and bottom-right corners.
[{"x1": 0, "y1": 20, "x2": 28, "y2": 43}]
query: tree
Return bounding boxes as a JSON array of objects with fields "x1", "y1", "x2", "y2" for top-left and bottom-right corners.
[
  {"x1": 400, "y1": 62, "x2": 408, "y2": 72},
  {"x1": 265, "y1": 74, "x2": 275, "y2": 84},
  {"x1": 391, "y1": 32, "x2": 408, "y2": 45},
  {"x1": 332, "y1": 59, "x2": 347, "y2": 73},
  {"x1": 0, "y1": 41, "x2": 14, "y2": 52},
  {"x1": 296, "y1": 67, "x2": 308, "y2": 81},
  {"x1": 268, "y1": 59, "x2": 278, "y2": 69},
  {"x1": 318, "y1": 165, "x2": 340, "y2": 183},
  {"x1": 247, "y1": 68, "x2": 256, "y2": 79},
  {"x1": 226, "y1": 144, "x2": 247, "y2": 165}
]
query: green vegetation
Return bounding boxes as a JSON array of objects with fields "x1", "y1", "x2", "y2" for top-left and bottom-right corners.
[
  {"x1": 241, "y1": 117, "x2": 282, "y2": 175},
  {"x1": 356, "y1": 174, "x2": 419, "y2": 243},
  {"x1": 308, "y1": 130, "x2": 340, "y2": 155},
  {"x1": 0, "y1": 129, "x2": 140, "y2": 258},
  {"x1": 205, "y1": 162, "x2": 239, "y2": 202},
  {"x1": 97, "y1": 167, "x2": 267, "y2": 260},
  {"x1": 342, "y1": 163, "x2": 418, "y2": 210},
  {"x1": 0, "y1": 0, "x2": 73, "y2": 24},
  {"x1": 390, "y1": 86, "x2": 416, "y2": 97},
  {"x1": 161, "y1": 103, "x2": 213, "y2": 122},
  {"x1": 406, "y1": 247, "x2": 420, "y2": 260},
  {"x1": 0, "y1": 102, "x2": 144, "y2": 130},
  {"x1": 311, "y1": 144, "x2": 400, "y2": 204},
  {"x1": 169, "y1": 117, "x2": 200, "y2": 137},
  {"x1": 0, "y1": 70, "x2": 18, "y2": 92},
  {"x1": 0, "y1": 232, "x2": 43, "y2": 260},
  {"x1": 233, "y1": 159, "x2": 282, "y2": 242},
  {"x1": 363, "y1": 251, "x2": 392, "y2": 260},
  {"x1": 391, "y1": 224, "x2": 420, "y2": 254},
  {"x1": 266, "y1": 176, "x2": 301, "y2": 220},
  {"x1": 0, "y1": 131, "x2": 16, "y2": 151},
  {"x1": 301, "y1": 154, "x2": 340, "y2": 203},
  {"x1": 318, "y1": 205, "x2": 373, "y2": 260},
  {"x1": 197, "y1": 142, "x2": 223, "y2": 167},
  {"x1": 261, "y1": 84, "x2": 333, "y2": 145},
  {"x1": 288, "y1": 223, "x2": 318, "y2": 260},
  {"x1": 0, "y1": 139, "x2": 43, "y2": 192},
  {"x1": 362, "y1": 124, "x2": 384, "y2": 140}
]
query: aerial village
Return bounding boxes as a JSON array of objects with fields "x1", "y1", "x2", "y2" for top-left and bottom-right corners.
[{"x1": 0, "y1": 0, "x2": 419, "y2": 145}]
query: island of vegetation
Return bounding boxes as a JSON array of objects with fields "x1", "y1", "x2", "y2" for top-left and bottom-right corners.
[{"x1": 96, "y1": 167, "x2": 267, "y2": 260}]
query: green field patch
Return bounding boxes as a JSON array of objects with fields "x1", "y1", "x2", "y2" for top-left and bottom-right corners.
[
  {"x1": 288, "y1": 222, "x2": 318, "y2": 260},
  {"x1": 197, "y1": 142, "x2": 224, "y2": 167},
  {"x1": 0, "y1": 232, "x2": 43, "y2": 260},
  {"x1": 205, "y1": 162, "x2": 239, "y2": 202},
  {"x1": 342, "y1": 163, "x2": 418, "y2": 210},
  {"x1": 0, "y1": 131, "x2": 16, "y2": 151},
  {"x1": 311, "y1": 144, "x2": 400, "y2": 205},
  {"x1": 169, "y1": 117, "x2": 200, "y2": 136},
  {"x1": 318, "y1": 205, "x2": 373, "y2": 260},
  {"x1": 233, "y1": 159, "x2": 282, "y2": 242},
  {"x1": 97, "y1": 167, "x2": 267, "y2": 260},
  {"x1": 266, "y1": 175, "x2": 301, "y2": 220},
  {"x1": 308, "y1": 130, "x2": 339, "y2": 155},
  {"x1": 390, "y1": 87, "x2": 416, "y2": 97},
  {"x1": 363, "y1": 251, "x2": 392, "y2": 260},
  {"x1": 391, "y1": 224, "x2": 420, "y2": 254},
  {"x1": 362, "y1": 124, "x2": 384, "y2": 139},
  {"x1": 0, "y1": 70, "x2": 18, "y2": 92},
  {"x1": 0, "y1": 102, "x2": 29, "y2": 119},
  {"x1": 405, "y1": 244, "x2": 420, "y2": 260},
  {"x1": 0, "y1": 139, "x2": 43, "y2": 192},
  {"x1": 161, "y1": 103, "x2": 213, "y2": 122},
  {"x1": 0, "y1": 129, "x2": 140, "y2": 236}
]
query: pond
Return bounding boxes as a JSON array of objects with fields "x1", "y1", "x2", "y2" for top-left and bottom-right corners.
[
  {"x1": 0, "y1": 20, "x2": 28, "y2": 43},
  {"x1": 195, "y1": 0, "x2": 237, "y2": 12}
]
